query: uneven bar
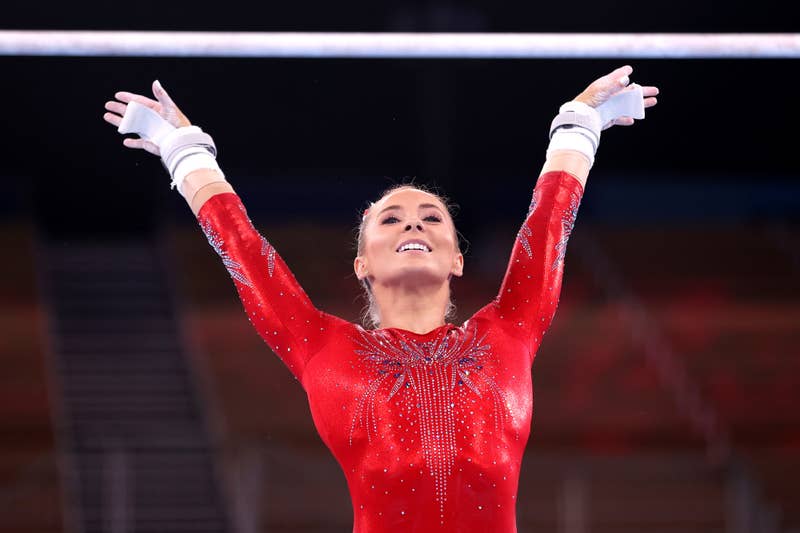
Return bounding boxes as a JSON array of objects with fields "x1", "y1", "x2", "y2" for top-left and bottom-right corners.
[{"x1": 1, "y1": 31, "x2": 799, "y2": 58}]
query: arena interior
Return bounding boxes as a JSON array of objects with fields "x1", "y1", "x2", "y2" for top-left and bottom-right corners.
[{"x1": 1, "y1": 1, "x2": 798, "y2": 532}]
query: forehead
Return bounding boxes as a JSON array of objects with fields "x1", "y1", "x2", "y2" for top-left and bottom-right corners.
[{"x1": 374, "y1": 188, "x2": 447, "y2": 211}]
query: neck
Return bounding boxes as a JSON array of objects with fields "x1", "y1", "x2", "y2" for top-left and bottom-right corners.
[{"x1": 371, "y1": 279, "x2": 450, "y2": 335}]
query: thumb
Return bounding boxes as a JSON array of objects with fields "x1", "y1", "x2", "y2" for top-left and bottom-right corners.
[
  {"x1": 152, "y1": 79, "x2": 175, "y2": 107},
  {"x1": 123, "y1": 137, "x2": 161, "y2": 156},
  {"x1": 599, "y1": 65, "x2": 633, "y2": 97},
  {"x1": 152, "y1": 79, "x2": 185, "y2": 127},
  {"x1": 152, "y1": 79, "x2": 191, "y2": 127}
]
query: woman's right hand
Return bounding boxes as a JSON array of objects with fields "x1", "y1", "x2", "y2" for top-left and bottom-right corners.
[
  {"x1": 573, "y1": 65, "x2": 659, "y2": 129},
  {"x1": 103, "y1": 80, "x2": 191, "y2": 156}
]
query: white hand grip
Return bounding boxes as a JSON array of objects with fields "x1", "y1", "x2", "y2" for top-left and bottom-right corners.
[
  {"x1": 117, "y1": 101, "x2": 175, "y2": 145},
  {"x1": 596, "y1": 84, "x2": 645, "y2": 126}
]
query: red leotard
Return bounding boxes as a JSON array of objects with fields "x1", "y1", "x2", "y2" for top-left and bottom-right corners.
[{"x1": 197, "y1": 171, "x2": 583, "y2": 532}]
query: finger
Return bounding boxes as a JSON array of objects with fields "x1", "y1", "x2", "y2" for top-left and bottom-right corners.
[
  {"x1": 115, "y1": 91, "x2": 161, "y2": 111},
  {"x1": 644, "y1": 96, "x2": 658, "y2": 108},
  {"x1": 104, "y1": 101, "x2": 127, "y2": 115},
  {"x1": 114, "y1": 91, "x2": 149, "y2": 104},
  {"x1": 141, "y1": 140, "x2": 161, "y2": 156},
  {"x1": 593, "y1": 65, "x2": 634, "y2": 100},
  {"x1": 603, "y1": 65, "x2": 633, "y2": 88},
  {"x1": 610, "y1": 64, "x2": 634, "y2": 77},
  {"x1": 152, "y1": 80, "x2": 176, "y2": 107},
  {"x1": 641, "y1": 85, "x2": 660, "y2": 97},
  {"x1": 123, "y1": 137, "x2": 145, "y2": 149},
  {"x1": 103, "y1": 112, "x2": 122, "y2": 127},
  {"x1": 123, "y1": 137, "x2": 160, "y2": 155},
  {"x1": 613, "y1": 117, "x2": 635, "y2": 126},
  {"x1": 152, "y1": 80, "x2": 192, "y2": 127}
]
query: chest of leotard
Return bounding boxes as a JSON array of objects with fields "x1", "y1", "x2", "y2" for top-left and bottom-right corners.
[{"x1": 302, "y1": 319, "x2": 533, "y2": 531}]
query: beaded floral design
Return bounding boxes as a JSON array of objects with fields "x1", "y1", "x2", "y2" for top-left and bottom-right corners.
[
  {"x1": 201, "y1": 221, "x2": 253, "y2": 288},
  {"x1": 516, "y1": 190, "x2": 539, "y2": 259},
  {"x1": 527, "y1": 191, "x2": 539, "y2": 217},
  {"x1": 552, "y1": 191, "x2": 580, "y2": 271},
  {"x1": 349, "y1": 323, "x2": 513, "y2": 514},
  {"x1": 516, "y1": 224, "x2": 534, "y2": 259},
  {"x1": 260, "y1": 236, "x2": 276, "y2": 278}
]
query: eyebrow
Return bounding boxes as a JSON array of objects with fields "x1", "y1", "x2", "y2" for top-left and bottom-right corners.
[{"x1": 377, "y1": 203, "x2": 444, "y2": 216}]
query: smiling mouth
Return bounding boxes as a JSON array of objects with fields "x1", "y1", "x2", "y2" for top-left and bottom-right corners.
[{"x1": 397, "y1": 242, "x2": 432, "y2": 253}]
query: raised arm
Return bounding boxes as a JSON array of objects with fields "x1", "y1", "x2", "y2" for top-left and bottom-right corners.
[
  {"x1": 542, "y1": 65, "x2": 658, "y2": 187},
  {"x1": 490, "y1": 169, "x2": 583, "y2": 356},
  {"x1": 487, "y1": 66, "x2": 658, "y2": 356},
  {"x1": 193, "y1": 190, "x2": 341, "y2": 382},
  {"x1": 103, "y1": 81, "x2": 234, "y2": 215},
  {"x1": 103, "y1": 81, "x2": 339, "y2": 382}
]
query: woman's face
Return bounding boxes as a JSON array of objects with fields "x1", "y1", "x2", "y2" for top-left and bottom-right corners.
[{"x1": 354, "y1": 188, "x2": 464, "y2": 289}]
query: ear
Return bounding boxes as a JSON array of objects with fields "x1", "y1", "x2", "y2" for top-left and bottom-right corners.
[
  {"x1": 451, "y1": 252, "x2": 464, "y2": 277},
  {"x1": 354, "y1": 255, "x2": 368, "y2": 280}
]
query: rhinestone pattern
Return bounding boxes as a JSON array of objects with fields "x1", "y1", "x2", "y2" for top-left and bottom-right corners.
[
  {"x1": 260, "y1": 236, "x2": 276, "y2": 278},
  {"x1": 201, "y1": 219, "x2": 253, "y2": 288},
  {"x1": 552, "y1": 191, "x2": 581, "y2": 271},
  {"x1": 516, "y1": 190, "x2": 539, "y2": 259},
  {"x1": 194, "y1": 172, "x2": 585, "y2": 532},
  {"x1": 516, "y1": 224, "x2": 533, "y2": 259},
  {"x1": 349, "y1": 323, "x2": 513, "y2": 516}
]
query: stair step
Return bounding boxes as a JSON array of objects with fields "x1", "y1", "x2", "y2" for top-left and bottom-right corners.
[
  {"x1": 63, "y1": 381, "x2": 191, "y2": 395},
  {"x1": 43, "y1": 240, "x2": 230, "y2": 532},
  {"x1": 59, "y1": 341, "x2": 181, "y2": 354},
  {"x1": 60, "y1": 358, "x2": 185, "y2": 373}
]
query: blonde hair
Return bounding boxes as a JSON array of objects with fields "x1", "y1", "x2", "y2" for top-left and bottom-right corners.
[{"x1": 356, "y1": 184, "x2": 463, "y2": 329}]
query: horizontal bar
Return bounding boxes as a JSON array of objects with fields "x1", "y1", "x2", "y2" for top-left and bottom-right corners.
[{"x1": 0, "y1": 31, "x2": 799, "y2": 58}]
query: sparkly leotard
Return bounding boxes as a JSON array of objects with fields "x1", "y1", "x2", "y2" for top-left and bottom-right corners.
[{"x1": 197, "y1": 171, "x2": 583, "y2": 532}]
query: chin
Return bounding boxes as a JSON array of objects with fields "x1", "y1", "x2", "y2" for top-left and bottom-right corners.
[{"x1": 386, "y1": 265, "x2": 450, "y2": 287}]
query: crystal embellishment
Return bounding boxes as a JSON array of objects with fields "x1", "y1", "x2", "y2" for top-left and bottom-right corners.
[
  {"x1": 349, "y1": 323, "x2": 513, "y2": 516},
  {"x1": 516, "y1": 224, "x2": 533, "y2": 259},
  {"x1": 260, "y1": 236, "x2": 276, "y2": 278},
  {"x1": 201, "y1": 220, "x2": 253, "y2": 288},
  {"x1": 551, "y1": 192, "x2": 580, "y2": 271}
]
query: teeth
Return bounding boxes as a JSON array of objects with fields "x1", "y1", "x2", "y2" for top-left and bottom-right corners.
[{"x1": 398, "y1": 243, "x2": 430, "y2": 253}]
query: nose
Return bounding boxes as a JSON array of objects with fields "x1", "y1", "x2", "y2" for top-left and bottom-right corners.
[{"x1": 404, "y1": 221, "x2": 424, "y2": 232}]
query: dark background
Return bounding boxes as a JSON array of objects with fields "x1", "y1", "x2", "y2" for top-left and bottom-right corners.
[
  {"x1": 1, "y1": 2, "x2": 799, "y2": 531},
  {"x1": 1, "y1": 0, "x2": 797, "y2": 239}
]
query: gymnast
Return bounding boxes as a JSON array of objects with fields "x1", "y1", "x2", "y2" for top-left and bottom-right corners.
[{"x1": 103, "y1": 65, "x2": 658, "y2": 532}]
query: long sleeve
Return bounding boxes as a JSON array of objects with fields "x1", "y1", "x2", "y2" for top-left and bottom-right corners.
[
  {"x1": 478, "y1": 170, "x2": 584, "y2": 359},
  {"x1": 196, "y1": 192, "x2": 340, "y2": 383}
]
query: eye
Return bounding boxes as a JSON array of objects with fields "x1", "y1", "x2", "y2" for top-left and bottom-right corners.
[
  {"x1": 381, "y1": 216, "x2": 400, "y2": 224},
  {"x1": 424, "y1": 215, "x2": 442, "y2": 222}
]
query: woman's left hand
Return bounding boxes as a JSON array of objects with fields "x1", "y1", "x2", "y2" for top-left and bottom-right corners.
[
  {"x1": 574, "y1": 65, "x2": 659, "y2": 128},
  {"x1": 103, "y1": 80, "x2": 191, "y2": 156}
]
